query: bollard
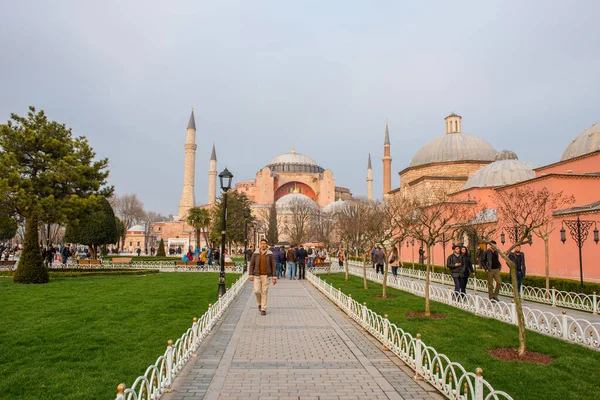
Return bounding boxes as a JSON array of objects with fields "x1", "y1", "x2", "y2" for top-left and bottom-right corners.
[
  {"x1": 561, "y1": 311, "x2": 569, "y2": 340},
  {"x1": 116, "y1": 383, "x2": 126, "y2": 400},
  {"x1": 552, "y1": 287, "x2": 557, "y2": 307},
  {"x1": 593, "y1": 292, "x2": 598, "y2": 315},
  {"x1": 413, "y1": 333, "x2": 424, "y2": 380},
  {"x1": 510, "y1": 301, "x2": 517, "y2": 325},
  {"x1": 474, "y1": 368, "x2": 484, "y2": 400},
  {"x1": 192, "y1": 317, "x2": 199, "y2": 342}
]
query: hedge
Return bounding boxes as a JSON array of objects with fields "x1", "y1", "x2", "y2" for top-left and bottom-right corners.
[{"x1": 0, "y1": 269, "x2": 159, "y2": 278}]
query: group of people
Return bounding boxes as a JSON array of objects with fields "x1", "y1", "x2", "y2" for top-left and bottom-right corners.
[
  {"x1": 0, "y1": 242, "x2": 19, "y2": 261},
  {"x1": 183, "y1": 247, "x2": 220, "y2": 267},
  {"x1": 258, "y1": 244, "x2": 325, "y2": 280},
  {"x1": 480, "y1": 241, "x2": 526, "y2": 300}
]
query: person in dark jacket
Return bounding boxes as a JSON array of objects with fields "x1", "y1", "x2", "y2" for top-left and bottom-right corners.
[
  {"x1": 296, "y1": 245, "x2": 308, "y2": 280},
  {"x1": 483, "y1": 241, "x2": 502, "y2": 301},
  {"x1": 249, "y1": 239, "x2": 277, "y2": 315},
  {"x1": 286, "y1": 245, "x2": 297, "y2": 279},
  {"x1": 460, "y1": 246, "x2": 475, "y2": 294},
  {"x1": 373, "y1": 246, "x2": 386, "y2": 274},
  {"x1": 271, "y1": 246, "x2": 283, "y2": 278},
  {"x1": 446, "y1": 245, "x2": 463, "y2": 293},
  {"x1": 508, "y1": 245, "x2": 526, "y2": 297}
]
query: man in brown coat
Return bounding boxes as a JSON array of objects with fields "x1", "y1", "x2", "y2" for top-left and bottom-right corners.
[{"x1": 249, "y1": 239, "x2": 277, "y2": 315}]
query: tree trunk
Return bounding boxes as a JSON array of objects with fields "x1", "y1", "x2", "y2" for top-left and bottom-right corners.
[
  {"x1": 382, "y1": 251, "x2": 388, "y2": 298},
  {"x1": 345, "y1": 241, "x2": 349, "y2": 280},
  {"x1": 424, "y1": 244, "x2": 431, "y2": 317},
  {"x1": 544, "y1": 237, "x2": 550, "y2": 291},
  {"x1": 501, "y1": 254, "x2": 527, "y2": 356},
  {"x1": 362, "y1": 252, "x2": 368, "y2": 290}
]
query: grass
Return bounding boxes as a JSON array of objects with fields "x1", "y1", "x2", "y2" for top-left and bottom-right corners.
[
  {"x1": 0, "y1": 272, "x2": 241, "y2": 400},
  {"x1": 323, "y1": 274, "x2": 600, "y2": 400}
]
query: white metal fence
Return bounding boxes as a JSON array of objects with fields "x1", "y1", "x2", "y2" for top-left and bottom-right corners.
[
  {"x1": 307, "y1": 271, "x2": 514, "y2": 400},
  {"x1": 336, "y1": 265, "x2": 600, "y2": 351},
  {"x1": 114, "y1": 273, "x2": 249, "y2": 400},
  {"x1": 344, "y1": 259, "x2": 600, "y2": 315},
  {"x1": 0, "y1": 261, "x2": 245, "y2": 273}
]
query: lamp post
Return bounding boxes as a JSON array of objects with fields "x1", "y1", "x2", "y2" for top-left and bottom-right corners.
[
  {"x1": 243, "y1": 207, "x2": 250, "y2": 273},
  {"x1": 441, "y1": 232, "x2": 449, "y2": 273},
  {"x1": 411, "y1": 238, "x2": 415, "y2": 268},
  {"x1": 217, "y1": 167, "x2": 233, "y2": 298},
  {"x1": 501, "y1": 226, "x2": 532, "y2": 246},
  {"x1": 560, "y1": 216, "x2": 599, "y2": 293}
]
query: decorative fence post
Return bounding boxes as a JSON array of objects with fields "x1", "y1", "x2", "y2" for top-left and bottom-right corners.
[
  {"x1": 362, "y1": 302, "x2": 368, "y2": 326},
  {"x1": 447, "y1": 289, "x2": 453, "y2": 304},
  {"x1": 511, "y1": 301, "x2": 517, "y2": 325},
  {"x1": 165, "y1": 340, "x2": 174, "y2": 390},
  {"x1": 116, "y1": 383, "x2": 126, "y2": 400},
  {"x1": 413, "y1": 333, "x2": 424, "y2": 380},
  {"x1": 348, "y1": 294, "x2": 353, "y2": 313},
  {"x1": 192, "y1": 317, "x2": 198, "y2": 343},
  {"x1": 593, "y1": 292, "x2": 598, "y2": 315},
  {"x1": 475, "y1": 368, "x2": 484, "y2": 400},
  {"x1": 561, "y1": 311, "x2": 569, "y2": 340},
  {"x1": 552, "y1": 287, "x2": 557, "y2": 307},
  {"x1": 382, "y1": 315, "x2": 390, "y2": 349}
]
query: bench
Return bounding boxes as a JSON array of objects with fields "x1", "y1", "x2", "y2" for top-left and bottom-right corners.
[
  {"x1": 112, "y1": 257, "x2": 132, "y2": 265},
  {"x1": 77, "y1": 259, "x2": 102, "y2": 266},
  {"x1": 0, "y1": 260, "x2": 17, "y2": 267},
  {"x1": 175, "y1": 261, "x2": 198, "y2": 267}
]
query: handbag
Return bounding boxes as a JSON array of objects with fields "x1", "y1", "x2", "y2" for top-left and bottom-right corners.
[{"x1": 390, "y1": 255, "x2": 396, "y2": 263}]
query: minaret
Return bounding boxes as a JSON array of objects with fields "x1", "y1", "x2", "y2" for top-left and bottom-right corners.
[
  {"x1": 178, "y1": 109, "x2": 197, "y2": 220},
  {"x1": 208, "y1": 144, "x2": 217, "y2": 205},
  {"x1": 382, "y1": 120, "x2": 392, "y2": 195},
  {"x1": 367, "y1": 153, "x2": 373, "y2": 201}
]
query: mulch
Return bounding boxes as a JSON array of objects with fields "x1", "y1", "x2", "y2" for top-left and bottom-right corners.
[
  {"x1": 405, "y1": 312, "x2": 447, "y2": 319},
  {"x1": 487, "y1": 348, "x2": 554, "y2": 364}
]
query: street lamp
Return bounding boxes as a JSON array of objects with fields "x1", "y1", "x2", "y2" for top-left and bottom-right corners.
[
  {"x1": 217, "y1": 167, "x2": 233, "y2": 298},
  {"x1": 243, "y1": 206, "x2": 250, "y2": 273},
  {"x1": 441, "y1": 232, "x2": 449, "y2": 273},
  {"x1": 501, "y1": 226, "x2": 532, "y2": 246},
  {"x1": 410, "y1": 238, "x2": 415, "y2": 267},
  {"x1": 560, "y1": 216, "x2": 599, "y2": 293}
]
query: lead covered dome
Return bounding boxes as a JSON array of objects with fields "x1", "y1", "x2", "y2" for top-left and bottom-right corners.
[
  {"x1": 464, "y1": 150, "x2": 536, "y2": 189},
  {"x1": 561, "y1": 121, "x2": 600, "y2": 161},
  {"x1": 275, "y1": 193, "x2": 319, "y2": 211},
  {"x1": 267, "y1": 146, "x2": 324, "y2": 173},
  {"x1": 409, "y1": 113, "x2": 497, "y2": 167}
]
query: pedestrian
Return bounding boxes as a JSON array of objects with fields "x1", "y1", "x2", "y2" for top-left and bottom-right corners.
[
  {"x1": 278, "y1": 246, "x2": 287, "y2": 277},
  {"x1": 337, "y1": 248, "x2": 345, "y2": 267},
  {"x1": 373, "y1": 245, "x2": 385, "y2": 274},
  {"x1": 296, "y1": 244, "x2": 308, "y2": 280},
  {"x1": 249, "y1": 239, "x2": 277, "y2": 315},
  {"x1": 388, "y1": 246, "x2": 400, "y2": 278},
  {"x1": 271, "y1": 246, "x2": 282, "y2": 278},
  {"x1": 286, "y1": 245, "x2": 297, "y2": 279},
  {"x1": 213, "y1": 248, "x2": 220, "y2": 266},
  {"x1": 418, "y1": 246, "x2": 426, "y2": 264},
  {"x1": 371, "y1": 246, "x2": 377, "y2": 269},
  {"x1": 60, "y1": 244, "x2": 71, "y2": 265},
  {"x1": 307, "y1": 247, "x2": 315, "y2": 270},
  {"x1": 447, "y1": 245, "x2": 463, "y2": 294},
  {"x1": 460, "y1": 246, "x2": 475, "y2": 294},
  {"x1": 508, "y1": 245, "x2": 526, "y2": 297},
  {"x1": 483, "y1": 241, "x2": 502, "y2": 301}
]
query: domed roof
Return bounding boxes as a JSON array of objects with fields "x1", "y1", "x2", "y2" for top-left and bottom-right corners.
[
  {"x1": 409, "y1": 133, "x2": 497, "y2": 167},
  {"x1": 268, "y1": 146, "x2": 318, "y2": 167},
  {"x1": 322, "y1": 199, "x2": 348, "y2": 214},
  {"x1": 275, "y1": 193, "x2": 319, "y2": 211},
  {"x1": 128, "y1": 224, "x2": 145, "y2": 232},
  {"x1": 561, "y1": 121, "x2": 600, "y2": 161},
  {"x1": 464, "y1": 153, "x2": 536, "y2": 189}
]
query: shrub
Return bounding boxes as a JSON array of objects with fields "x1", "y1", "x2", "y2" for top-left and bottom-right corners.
[
  {"x1": 13, "y1": 215, "x2": 49, "y2": 284},
  {"x1": 156, "y1": 238, "x2": 166, "y2": 257}
]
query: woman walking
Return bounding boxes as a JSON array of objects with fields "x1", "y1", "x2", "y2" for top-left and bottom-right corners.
[
  {"x1": 388, "y1": 246, "x2": 400, "y2": 278},
  {"x1": 460, "y1": 246, "x2": 475, "y2": 294}
]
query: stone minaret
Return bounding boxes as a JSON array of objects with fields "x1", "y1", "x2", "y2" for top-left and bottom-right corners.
[
  {"x1": 178, "y1": 110, "x2": 197, "y2": 220},
  {"x1": 382, "y1": 120, "x2": 392, "y2": 195},
  {"x1": 208, "y1": 144, "x2": 217, "y2": 205},
  {"x1": 367, "y1": 153, "x2": 373, "y2": 201}
]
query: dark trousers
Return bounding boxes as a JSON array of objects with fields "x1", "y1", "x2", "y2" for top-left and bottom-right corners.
[
  {"x1": 376, "y1": 264, "x2": 383, "y2": 274},
  {"x1": 459, "y1": 277, "x2": 469, "y2": 294},
  {"x1": 298, "y1": 263, "x2": 306, "y2": 280},
  {"x1": 452, "y1": 276, "x2": 461, "y2": 293}
]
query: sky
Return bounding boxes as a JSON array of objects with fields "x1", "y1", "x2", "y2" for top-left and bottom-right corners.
[{"x1": 1, "y1": 0, "x2": 599, "y2": 216}]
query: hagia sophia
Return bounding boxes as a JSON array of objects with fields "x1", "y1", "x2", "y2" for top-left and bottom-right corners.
[{"x1": 148, "y1": 109, "x2": 600, "y2": 282}]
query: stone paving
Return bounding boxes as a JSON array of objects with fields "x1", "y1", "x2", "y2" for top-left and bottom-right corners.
[{"x1": 163, "y1": 279, "x2": 443, "y2": 400}]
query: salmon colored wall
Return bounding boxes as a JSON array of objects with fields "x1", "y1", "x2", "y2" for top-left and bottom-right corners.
[{"x1": 535, "y1": 152, "x2": 600, "y2": 176}]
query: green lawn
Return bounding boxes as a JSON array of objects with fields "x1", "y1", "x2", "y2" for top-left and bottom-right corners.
[
  {"x1": 0, "y1": 272, "x2": 241, "y2": 400},
  {"x1": 323, "y1": 274, "x2": 600, "y2": 400}
]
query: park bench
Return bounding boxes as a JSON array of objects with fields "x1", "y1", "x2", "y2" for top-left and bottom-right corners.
[
  {"x1": 0, "y1": 260, "x2": 17, "y2": 267},
  {"x1": 175, "y1": 261, "x2": 198, "y2": 267},
  {"x1": 77, "y1": 259, "x2": 102, "y2": 266},
  {"x1": 112, "y1": 257, "x2": 132, "y2": 265}
]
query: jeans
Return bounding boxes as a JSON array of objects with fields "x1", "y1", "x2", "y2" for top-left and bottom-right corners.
[
  {"x1": 287, "y1": 261, "x2": 296, "y2": 279},
  {"x1": 307, "y1": 257, "x2": 314, "y2": 268},
  {"x1": 376, "y1": 264, "x2": 383, "y2": 274},
  {"x1": 452, "y1": 276, "x2": 461, "y2": 293},
  {"x1": 276, "y1": 262, "x2": 283, "y2": 278},
  {"x1": 516, "y1": 274, "x2": 524, "y2": 296},
  {"x1": 459, "y1": 277, "x2": 469, "y2": 294},
  {"x1": 297, "y1": 263, "x2": 305, "y2": 279},
  {"x1": 392, "y1": 266, "x2": 398, "y2": 277}
]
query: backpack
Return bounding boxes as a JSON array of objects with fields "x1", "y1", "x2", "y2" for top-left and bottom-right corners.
[{"x1": 308, "y1": 248, "x2": 313, "y2": 255}]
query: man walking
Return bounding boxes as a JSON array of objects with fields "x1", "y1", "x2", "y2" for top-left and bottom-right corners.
[
  {"x1": 446, "y1": 245, "x2": 463, "y2": 294},
  {"x1": 483, "y1": 241, "x2": 502, "y2": 301},
  {"x1": 249, "y1": 239, "x2": 277, "y2": 315},
  {"x1": 286, "y1": 245, "x2": 297, "y2": 279},
  {"x1": 373, "y1": 245, "x2": 385, "y2": 275},
  {"x1": 296, "y1": 244, "x2": 308, "y2": 280},
  {"x1": 508, "y1": 245, "x2": 526, "y2": 297}
]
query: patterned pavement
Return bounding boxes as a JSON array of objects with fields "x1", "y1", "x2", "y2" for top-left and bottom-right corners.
[{"x1": 162, "y1": 279, "x2": 443, "y2": 400}]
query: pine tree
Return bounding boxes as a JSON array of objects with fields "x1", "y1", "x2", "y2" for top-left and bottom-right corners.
[
  {"x1": 267, "y1": 204, "x2": 279, "y2": 244},
  {"x1": 156, "y1": 238, "x2": 166, "y2": 257}
]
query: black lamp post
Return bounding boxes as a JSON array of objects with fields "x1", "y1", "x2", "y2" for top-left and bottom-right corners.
[
  {"x1": 560, "y1": 216, "x2": 599, "y2": 293},
  {"x1": 501, "y1": 226, "x2": 532, "y2": 246},
  {"x1": 217, "y1": 167, "x2": 233, "y2": 298},
  {"x1": 243, "y1": 207, "x2": 250, "y2": 273},
  {"x1": 441, "y1": 232, "x2": 449, "y2": 273}
]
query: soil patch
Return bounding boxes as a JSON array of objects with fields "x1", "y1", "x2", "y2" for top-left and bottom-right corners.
[
  {"x1": 405, "y1": 312, "x2": 447, "y2": 319},
  {"x1": 371, "y1": 295, "x2": 397, "y2": 299},
  {"x1": 488, "y1": 348, "x2": 554, "y2": 364}
]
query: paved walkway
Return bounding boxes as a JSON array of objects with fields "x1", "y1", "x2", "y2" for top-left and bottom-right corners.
[{"x1": 163, "y1": 279, "x2": 443, "y2": 400}]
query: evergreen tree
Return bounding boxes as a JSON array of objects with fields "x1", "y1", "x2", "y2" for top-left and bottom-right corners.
[
  {"x1": 209, "y1": 191, "x2": 253, "y2": 247},
  {"x1": 0, "y1": 208, "x2": 17, "y2": 241},
  {"x1": 0, "y1": 107, "x2": 111, "y2": 284},
  {"x1": 64, "y1": 197, "x2": 118, "y2": 259},
  {"x1": 156, "y1": 238, "x2": 166, "y2": 257},
  {"x1": 267, "y1": 204, "x2": 279, "y2": 245}
]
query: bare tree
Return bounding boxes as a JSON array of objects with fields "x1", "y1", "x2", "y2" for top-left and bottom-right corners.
[
  {"x1": 282, "y1": 198, "x2": 315, "y2": 245},
  {"x1": 112, "y1": 194, "x2": 145, "y2": 230},
  {"x1": 142, "y1": 211, "x2": 167, "y2": 250},
  {"x1": 311, "y1": 210, "x2": 336, "y2": 248}
]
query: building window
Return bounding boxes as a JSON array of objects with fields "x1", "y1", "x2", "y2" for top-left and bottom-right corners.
[
  {"x1": 158, "y1": 227, "x2": 161, "y2": 231},
  {"x1": 129, "y1": 242, "x2": 132, "y2": 247},
  {"x1": 137, "y1": 241, "x2": 140, "y2": 246}
]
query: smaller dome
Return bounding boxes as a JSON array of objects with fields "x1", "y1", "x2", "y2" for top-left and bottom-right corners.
[
  {"x1": 322, "y1": 199, "x2": 348, "y2": 214},
  {"x1": 495, "y1": 150, "x2": 518, "y2": 161},
  {"x1": 561, "y1": 122, "x2": 600, "y2": 161},
  {"x1": 275, "y1": 194, "x2": 319, "y2": 211},
  {"x1": 128, "y1": 224, "x2": 145, "y2": 232},
  {"x1": 464, "y1": 158, "x2": 536, "y2": 189}
]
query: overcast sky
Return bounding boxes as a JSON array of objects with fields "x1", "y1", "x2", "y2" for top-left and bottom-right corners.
[{"x1": 1, "y1": 1, "x2": 599, "y2": 216}]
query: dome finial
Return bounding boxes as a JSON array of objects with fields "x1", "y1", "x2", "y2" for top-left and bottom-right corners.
[{"x1": 291, "y1": 145, "x2": 296, "y2": 154}]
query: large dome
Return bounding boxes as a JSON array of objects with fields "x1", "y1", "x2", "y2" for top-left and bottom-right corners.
[
  {"x1": 561, "y1": 121, "x2": 600, "y2": 161},
  {"x1": 464, "y1": 151, "x2": 536, "y2": 189},
  {"x1": 322, "y1": 199, "x2": 348, "y2": 214},
  {"x1": 410, "y1": 133, "x2": 497, "y2": 167},
  {"x1": 275, "y1": 193, "x2": 319, "y2": 211},
  {"x1": 266, "y1": 148, "x2": 324, "y2": 174}
]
